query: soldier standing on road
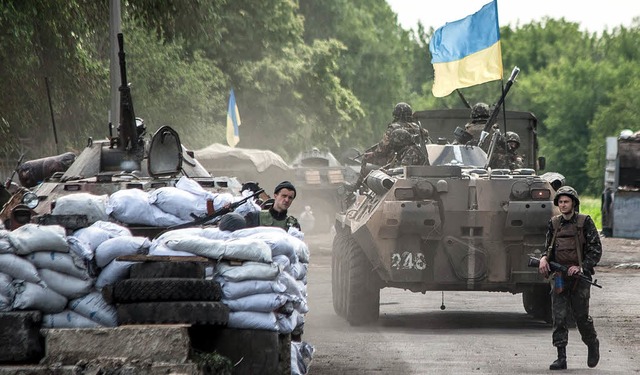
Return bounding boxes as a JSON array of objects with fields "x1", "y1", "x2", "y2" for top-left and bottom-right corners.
[
  {"x1": 538, "y1": 186, "x2": 602, "y2": 370},
  {"x1": 245, "y1": 180, "x2": 301, "y2": 231}
]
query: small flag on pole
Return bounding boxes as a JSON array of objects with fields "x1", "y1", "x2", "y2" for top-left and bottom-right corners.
[
  {"x1": 429, "y1": 0, "x2": 503, "y2": 97},
  {"x1": 226, "y1": 88, "x2": 241, "y2": 147}
]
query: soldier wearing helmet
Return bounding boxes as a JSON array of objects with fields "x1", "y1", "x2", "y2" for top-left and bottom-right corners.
[
  {"x1": 454, "y1": 102, "x2": 498, "y2": 145},
  {"x1": 538, "y1": 186, "x2": 602, "y2": 370},
  {"x1": 363, "y1": 102, "x2": 430, "y2": 167},
  {"x1": 491, "y1": 131, "x2": 524, "y2": 170}
]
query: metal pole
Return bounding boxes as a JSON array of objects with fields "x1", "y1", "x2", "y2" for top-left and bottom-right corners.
[{"x1": 109, "y1": 0, "x2": 122, "y2": 133}]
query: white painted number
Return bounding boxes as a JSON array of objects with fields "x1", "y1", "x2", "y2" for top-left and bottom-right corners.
[{"x1": 391, "y1": 252, "x2": 426, "y2": 270}]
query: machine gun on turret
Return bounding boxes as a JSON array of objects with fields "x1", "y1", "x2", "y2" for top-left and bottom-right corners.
[{"x1": 111, "y1": 33, "x2": 144, "y2": 168}]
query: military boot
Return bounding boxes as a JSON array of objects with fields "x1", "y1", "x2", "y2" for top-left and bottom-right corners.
[
  {"x1": 587, "y1": 339, "x2": 600, "y2": 368},
  {"x1": 549, "y1": 346, "x2": 567, "y2": 370}
]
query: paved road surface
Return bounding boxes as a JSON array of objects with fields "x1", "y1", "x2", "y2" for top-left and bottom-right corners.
[{"x1": 303, "y1": 234, "x2": 640, "y2": 374}]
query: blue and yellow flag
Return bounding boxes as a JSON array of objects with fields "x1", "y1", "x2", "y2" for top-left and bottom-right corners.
[
  {"x1": 226, "y1": 88, "x2": 241, "y2": 147},
  {"x1": 429, "y1": 0, "x2": 503, "y2": 97}
]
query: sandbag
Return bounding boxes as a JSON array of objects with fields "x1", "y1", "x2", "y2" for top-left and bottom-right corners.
[
  {"x1": 7, "y1": 224, "x2": 68, "y2": 254},
  {"x1": 215, "y1": 261, "x2": 280, "y2": 282},
  {"x1": 68, "y1": 291, "x2": 118, "y2": 327},
  {"x1": 38, "y1": 268, "x2": 94, "y2": 299},
  {"x1": 95, "y1": 236, "x2": 150, "y2": 268},
  {"x1": 11, "y1": 280, "x2": 67, "y2": 313},
  {"x1": 0, "y1": 253, "x2": 43, "y2": 285},
  {"x1": 42, "y1": 310, "x2": 102, "y2": 328},
  {"x1": 106, "y1": 188, "x2": 185, "y2": 226},
  {"x1": 95, "y1": 260, "x2": 136, "y2": 289},
  {"x1": 217, "y1": 278, "x2": 287, "y2": 300},
  {"x1": 51, "y1": 193, "x2": 109, "y2": 225},
  {"x1": 26, "y1": 251, "x2": 91, "y2": 280},
  {"x1": 227, "y1": 311, "x2": 278, "y2": 331},
  {"x1": 222, "y1": 292, "x2": 288, "y2": 313}
]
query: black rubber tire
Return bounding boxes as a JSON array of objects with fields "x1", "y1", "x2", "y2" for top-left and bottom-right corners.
[
  {"x1": 522, "y1": 285, "x2": 552, "y2": 323},
  {"x1": 344, "y1": 234, "x2": 380, "y2": 326},
  {"x1": 112, "y1": 278, "x2": 222, "y2": 303},
  {"x1": 117, "y1": 301, "x2": 229, "y2": 325},
  {"x1": 129, "y1": 261, "x2": 206, "y2": 279},
  {"x1": 331, "y1": 225, "x2": 347, "y2": 317}
]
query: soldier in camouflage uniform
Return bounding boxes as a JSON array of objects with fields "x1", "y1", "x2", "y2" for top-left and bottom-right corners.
[
  {"x1": 245, "y1": 181, "x2": 301, "y2": 231},
  {"x1": 363, "y1": 102, "x2": 430, "y2": 167},
  {"x1": 490, "y1": 131, "x2": 524, "y2": 169},
  {"x1": 538, "y1": 186, "x2": 602, "y2": 370},
  {"x1": 383, "y1": 128, "x2": 428, "y2": 168}
]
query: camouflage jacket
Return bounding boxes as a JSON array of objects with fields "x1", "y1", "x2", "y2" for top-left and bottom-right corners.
[
  {"x1": 491, "y1": 149, "x2": 524, "y2": 170},
  {"x1": 367, "y1": 121, "x2": 429, "y2": 166},
  {"x1": 544, "y1": 213, "x2": 602, "y2": 273}
]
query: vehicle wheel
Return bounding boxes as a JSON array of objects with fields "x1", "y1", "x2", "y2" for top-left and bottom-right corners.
[
  {"x1": 332, "y1": 225, "x2": 348, "y2": 317},
  {"x1": 345, "y1": 234, "x2": 380, "y2": 326},
  {"x1": 522, "y1": 285, "x2": 551, "y2": 323},
  {"x1": 117, "y1": 301, "x2": 229, "y2": 325},
  {"x1": 111, "y1": 278, "x2": 222, "y2": 303},
  {"x1": 129, "y1": 261, "x2": 206, "y2": 279}
]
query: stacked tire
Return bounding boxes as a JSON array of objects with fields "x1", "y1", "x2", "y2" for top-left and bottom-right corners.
[{"x1": 102, "y1": 261, "x2": 229, "y2": 325}]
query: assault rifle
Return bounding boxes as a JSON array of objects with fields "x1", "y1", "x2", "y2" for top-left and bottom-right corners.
[
  {"x1": 164, "y1": 188, "x2": 264, "y2": 232},
  {"x1": 477, "y1": 66, "x2": 520, "y2": 150},
  {"x1": 528, "y1": 257, "x2": 602, "y2": 288}
]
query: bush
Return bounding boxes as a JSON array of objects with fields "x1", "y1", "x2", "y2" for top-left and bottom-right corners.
[{"x1": 580, "y1": 196, "x2": 601, "y2": 230}]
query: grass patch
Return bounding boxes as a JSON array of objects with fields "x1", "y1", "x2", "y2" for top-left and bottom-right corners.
[{"x1": 580, "y1": 196, "x2": 601, "y2": 230}]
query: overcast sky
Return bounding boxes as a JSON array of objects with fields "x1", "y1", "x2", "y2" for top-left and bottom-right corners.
[{"x1": 387, "y1": 0, "x2": 640, "y2": 33}]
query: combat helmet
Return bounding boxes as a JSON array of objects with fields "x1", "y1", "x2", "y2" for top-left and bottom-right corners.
[
  {"x1": 553, "y1": 186, "x2": 580, "y2": 208},
  {"x1": 470, "y1": 103, "x2": 490, "y2": 122},
  {"x1": 505, "y1": 131, "x2": 521, "y2": 150},
  {"x1": 393, "y1": 102, "x2": 413, "y2": 122}
]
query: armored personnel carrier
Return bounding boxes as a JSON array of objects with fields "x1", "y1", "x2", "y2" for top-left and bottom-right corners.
[
  {"x1": 30, "y1": 34, "x2": 233, "y2": 235},
  {"x1": 333, "y1": 103, "x2": 563, "y2": 325}
]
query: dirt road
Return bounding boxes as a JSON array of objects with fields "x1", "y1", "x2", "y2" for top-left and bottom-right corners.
[{"x1": 303, "y1": 234, "x2": 640, "y2": 374}]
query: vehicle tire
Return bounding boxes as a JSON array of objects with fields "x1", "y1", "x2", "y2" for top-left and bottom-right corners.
[
  {"x1": 332, "y1": 225, "x2": 348, "y2": 317},
  {"x1": 111, "y1": 278, "x2": 222, "y2": 303},
  {"x1": 117, "y1": 301, "x2": 229, "y2": 325},
  {"x1": 522, "y1": 285, "x2": 551, "y2": 323},
  {"x1": 345, "y1": 234, "x2": 380, "y2": 326},
  {"x1": 129, "y1": 261, "x2": 206, "y2": 279}
]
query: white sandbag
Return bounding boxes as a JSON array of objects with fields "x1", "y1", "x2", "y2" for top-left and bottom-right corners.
[
  {"x1": 68, "y1": 291, "x2": 118, "y2": 327},
  {"x1": 175, "y1": 176, "x2": 216, "y2": 200},
  {"x1": 38, "y1": 269, "x2": 94, "y2": 299},
  {"x1": 276, "y1": 310, "x2": 301, "y2": 334},
  {"x1": 222, "y1": 293, "x2": 288, "y2": 313},
  {"x1": 7, "y1": 224, "x2": 68, "y2": 254},
  {"x1": 90, "y1": 220, "x2": 132, "y2": 237},
  {"x1": 165, "y1": 237, "x2": 272, "y2": 263},
  {"x1": 154, "y1": 227, "x2": 205, "y2": 243},
  {"x1": 67, "y1": 236, "x2": 94, "y2": 261},
  {"x1": 273, "y1": 254, "x2": 291, "y2": 270},
  {"x1": 0, "y1": 272, "x2": 14, "y2": 296},
  {"x1": 95, "y1": 260, "x2": 136, "y2": 289},
  {"x1": 95, "y1": 236, "x2": 150, "y2": 268},
  {"x1": 148, "y1": 186, "x2": 209, "y2": 221},
  {"x1": 26, "y1": 251, "x2": 90, "y2": 280},
  {"x1": 227, "y1": 311, "x2": 278, "y2": 331},
  {"x1": 229, "y1": 191, "x2": 262, "y2": 218},
  {"x1": 291, "y1": 341, "x2": 315, "y2": 375},
  {"x1": 289, "y1": 261, "x2": 308, "y2": 281},
  {"x1": 290, "y1": 236, "x2": 310, "y2": 263},
  {"x1": 288, "y1": 227, "x2": 305, "y2": 241},
  {"x1": 215, "y1": 261, "x2": 280, "y2": 282},
  {"x1": 231, "y1": 226, "x2": 288, "y2": 239},
  {"x1": 0, "y1": 254, "x2": 44, "y2": 285},
  {"x1": 278, "y1": 272, "x2": 306, "y2": 300},
  {"x1": 148, "y1": 243, "x2": 195, "y2": 257},
  {"x1": 244, "y1": 232, "x2": 298, "y2": 263},
  {"x1": 217, "y1": 278, "x2": 287, "y2": 300},
  {"x1": 201, "y1": 227, "x2": 231, "y2": 240},
  {"x1": 11, "y1": 280, "x2": 67, "y2": 313},
  {"x1": 0, "y1": 230, "x2": 14, "y2": 253},
  {"x1": 290, "y1": 294, "x2": 309, "y2": 314},
  {"x1": 42, "y1": 310, "x2": 102, "y2": 328},
  {"x1": 51, "y1": 193, "x2": 109, "y2": 225},
  {"x1": 72, "y1": 226, "x2": 114, "y2": 252},
  {"x1": 0, "y1": 293, "x2": 11, "y2": 311},
  {"x1": 106, "y1": 188, "x2": 185, "y2": 226}
]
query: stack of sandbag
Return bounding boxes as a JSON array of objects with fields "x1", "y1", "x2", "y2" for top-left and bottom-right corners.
[
  {"x1": 51, "y1": 192, "x2": 109, "y2": 226},
  {"x1": 105, "y1": 176, "x2": 259, "y2": 227},
  {"x1": 227, "y1": 226, "x2": 310, "y2": 335}
]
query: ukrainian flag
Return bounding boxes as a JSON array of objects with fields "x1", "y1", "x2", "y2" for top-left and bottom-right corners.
[
  {"x1": 226, "y1": 88, "x2": 241, "y2": 147},
  {"x1": 429, "y1": 0, "x2": 503, "y2": 97}
]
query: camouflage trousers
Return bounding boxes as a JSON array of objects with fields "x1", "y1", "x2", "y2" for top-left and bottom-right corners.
[{"x1": 551, "y1": 276, "x2": 598, "y2": 347}]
